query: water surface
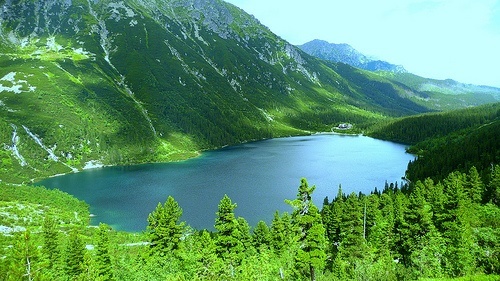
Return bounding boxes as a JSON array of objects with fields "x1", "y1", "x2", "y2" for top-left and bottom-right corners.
[{"x1": 37, "y1": 134, "x2": 414, "y2": 232}]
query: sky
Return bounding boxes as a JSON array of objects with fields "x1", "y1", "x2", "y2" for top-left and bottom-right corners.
[{"x1": 225, "y1": 0, "x2": 500, "y2": 87}]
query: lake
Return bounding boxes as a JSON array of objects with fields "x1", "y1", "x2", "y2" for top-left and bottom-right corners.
[{"x1": 36, "y1": 134, "x2": 414, "y2": 232}]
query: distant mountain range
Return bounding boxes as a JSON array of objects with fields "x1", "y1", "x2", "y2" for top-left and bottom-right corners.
[
  {"x1": 298, "y1": 39, "x2": 406, "y2": 73},
  {"x1": 299, "y1": 39, "x2": 500, "y2": 109}
]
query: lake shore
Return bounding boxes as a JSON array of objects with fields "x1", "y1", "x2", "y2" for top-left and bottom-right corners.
[
  {"x1": 36, "y1": 134, "x2": 414, "y2": 232},
  {"x1": 32, "y1": 127, "x2": 365, "y2": 184}
]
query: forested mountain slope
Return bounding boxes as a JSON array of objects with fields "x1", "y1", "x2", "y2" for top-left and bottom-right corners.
[
  {"x1": 369, "y1": 103, "x2": 500, "y2": 182},
  {"x1": 405, "y1": 119, "x2": 500, "y2": 183},
  {"x1": 0, "y1": 0, "x2": 430, "y2": 183},
  {"x1": 1, "y1": 1, "x2": 498, "y2": 280}
]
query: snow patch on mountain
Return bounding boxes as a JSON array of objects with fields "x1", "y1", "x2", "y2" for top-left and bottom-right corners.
[
  {"x1": 46, "y1": 36, "x2": 63, "y2": 52},
  {"x1": 7, "y1": 124, "x2": 27, "y2": 167},
  {"x1": 0, "y1": 72, "x2": 36, "y2": 94},
  {"x1": 84, "y1": 160, "x2": 104, "y2": 170},
  {"x1": 22, "y1": 125, "x2": 59, "y2": 162},
  {"x1": 109, "y1": 1, "x2": 136, "y2": 22}
]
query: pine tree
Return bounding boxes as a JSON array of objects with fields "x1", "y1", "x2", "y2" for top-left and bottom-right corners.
[
  {"x1": 392, "y1": 190, "x2": 409, "y2": 265},
  {"x1": 270, "y1": 211, "x2": 292, "y2": 252},
  {"x1": 422, "y1": 179, "x2": 447, "y2": 232},
  {"x1": 147, "y1": 196, "x2": 184, "y2": 256},
  {"x1": 7, "y1": 229, "x2": 43, "y2": 281},
  {"x1": 66, "y1": 227, "x2": 85, "y2": 277},
  {"x1": 214, "y1": 194, "x2": 244, "y2": 266},
  {"x1": 287, "y1": 178, "x2": 326, "y2": 281},
  {"x1": 328, "y1": 186, "x2": 345, "y2": 258},
  {"x1": 253, "y1": 220, "x2": 271, "y2": 250},
  {"x1": 466, "y1": 166, "x2": 485, "y2": 204},
  {"x1": 364, "y1": 194, "x2": 388, "y2": 255},
  {"x1": 442, "y1": 171, "x2": 477, "y2": 276},
  {"x1": 42, "y1": 215, "x2": 60, "y2": 271},
  {"x1": 405, "y1": 182, "x2": 435, "y2": 243},
  {"x1": 95, "y1": 223, "x2": 114, "y2": 280},
  {"x1": 378, "y1": 192, "x2": 395, "y2": 254},
  {"x1": 237, "y1": 216, "x2": 254, "y2": 256},
  {"x1": 404, "y1": 181, "x2": 444, "y2": 278},
  {"x1": 331, "y1": 254, "x2": 348, "y2": 280},
  {"x1": 489, "y1": 164, "x2": 500, "y2": 206},
  {"x1": 339, "y1": 192, "x2": 365, "y2": 262},
  {"x1": 194, "y1": 230, "x2": 222, "y2": 280},
  {"x1": 322, "y1": 185, "x2": 344, "y2": 249}
]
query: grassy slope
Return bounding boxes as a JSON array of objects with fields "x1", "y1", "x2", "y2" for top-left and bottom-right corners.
[{"x1": 0, "y1": 183, "x2": 89, "y2": 231}]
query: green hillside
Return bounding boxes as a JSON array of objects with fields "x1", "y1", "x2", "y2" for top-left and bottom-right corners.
[
  {"x1": 0, "y1": 0, "x2": 431, "y2": 184},
  {"x1": 405, "y1": 120, "x2": 500, "y2": 183},
  {"x1": 368, "y1": 103, "x2": 500, "y2": 182},
  {"x1": 377, "y1": 72, "x2": 500, "y2": 110}
]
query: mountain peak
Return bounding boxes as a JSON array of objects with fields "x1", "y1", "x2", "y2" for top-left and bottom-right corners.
[{"x1": 298, "y1": 39, "x2": 406, "y2": 73}]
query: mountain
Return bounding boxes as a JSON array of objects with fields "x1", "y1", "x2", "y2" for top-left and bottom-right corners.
[
  {"x1": 298, "y1": 39, "x2": 406, "y2": 73},
  {"x1": 368, "y1": 102, "x2": 500, "y2": 182},
  {"x1": 299, "y1": 40, "x2": 500, "y2": 110},
  {"x1": 378, "y1": 72, "x2": 500, "y2": 110},
  {"x1": 0, "y1": 0, "x2": 434, "y2": 184}
]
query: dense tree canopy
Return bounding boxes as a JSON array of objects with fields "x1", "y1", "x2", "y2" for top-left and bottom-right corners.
[{"x1": 1, "y1": 167, "x2": 499, "y2": 280}]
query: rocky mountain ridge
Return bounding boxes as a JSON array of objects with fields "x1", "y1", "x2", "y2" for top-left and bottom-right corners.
[
  {"x1": 299, "y1": 39, "x2": 500, "y2": 109},
  {"x1": 298, "y1": 39, "x2": 406, "y2": 73}
]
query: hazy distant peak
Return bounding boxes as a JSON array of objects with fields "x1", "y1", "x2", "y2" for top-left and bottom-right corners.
[{"x1": 299, "y1": 39, "x2": 406, "y2": 73}]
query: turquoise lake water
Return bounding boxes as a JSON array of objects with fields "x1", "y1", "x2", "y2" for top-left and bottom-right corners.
[{"x1": 37, "y1": 134, "x2": 414, "y2": 232}]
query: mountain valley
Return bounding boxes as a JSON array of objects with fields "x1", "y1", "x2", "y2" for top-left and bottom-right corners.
[
  {"x1": 1, "y1": 1, "x2": 499, "y2": 280},
  {"x1": 0, "y1": 0, "x2": 436, "y2": 183}
]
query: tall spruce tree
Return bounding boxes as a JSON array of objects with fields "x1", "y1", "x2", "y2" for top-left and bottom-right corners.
[
  {"x1": 466, "y1": 166, "x2": 485, "y2": 204},
  {"x1": 330, "y1": 186, "x2": 345, "y2": 254},
  {"x1": 339, "y1": 192, "x2": 365, "y2": 262},
  {"x1": 95, "y1": 223, "x2": 114, "y2": 280},
  {"x1": 404, "y1": 181, "x2": 444, "y2": 278},
  {"x1": 392, "y1": 190, "x2": 410, "y2": 265},
  {"x1": 66, "y1": 227, "x2": 86, "y2": 277},
  {"x1": 7, "y1": 230, "x2": 43, "y2": 281},
  {"x1": 214, "y1": 195, "x2": 244, "y2": 266},
  {"x1": 287, "y1": 178, "x2": 326, "y2": 281},
  {"x1": 364, "y1": 194, "x2": 388, "y2": 255},
  {"x1": 442, "y1": 171, "x2": 477, "y2": 276},
  {"x1": 253, "y1": 220, "x2": 271, "y2": 250},
  {"x1": 378, "y1": 192, "x2": 395, "y2": 254},
  {"x1": 490, "y1": 165, "x2": 500, "y2": 206},
  {"x1": 194, "y1": 230, "x2": 222, "y2": 280},
  {"x1": 147, "y1": 196, "x2": 184, "y2": 256},
  {"x1": 237, "y1": 216, "x2": 255, "y2": 257},
  {"x1": 270, "y1": 211, "x2": 294, "y2": 252},
  {"x1": 42, "y1": 215, "x2": 60, "y2": 271}
]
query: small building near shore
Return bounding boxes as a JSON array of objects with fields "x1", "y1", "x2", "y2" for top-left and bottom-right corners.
[{"x1": 337, "y1": 123, "x2": 353, "y2": 130}]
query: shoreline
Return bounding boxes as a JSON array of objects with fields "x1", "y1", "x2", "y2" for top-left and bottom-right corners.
[{"x1": 31, "y1": 129, "x2": 365, "y2": 184}]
